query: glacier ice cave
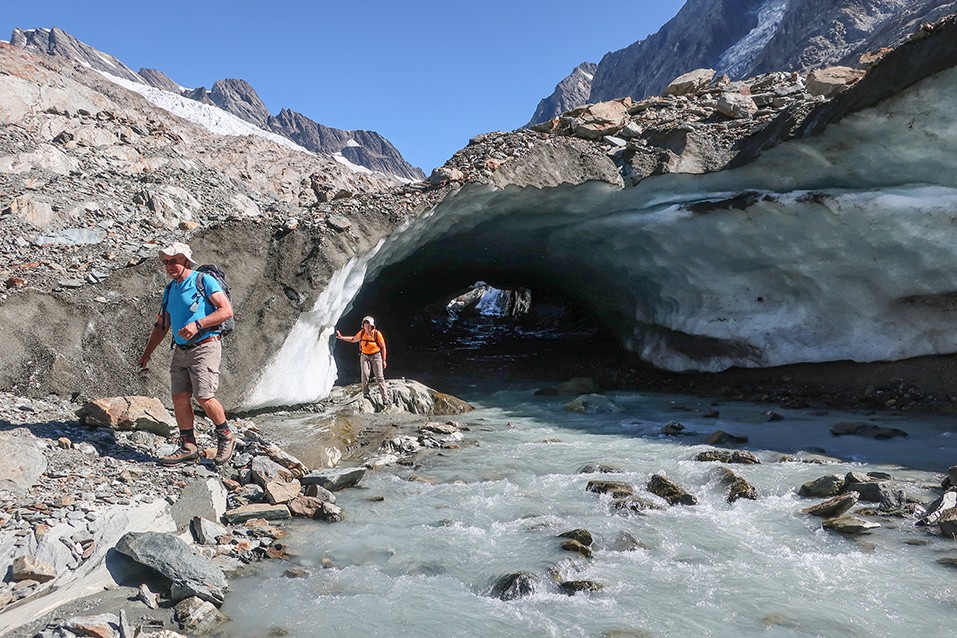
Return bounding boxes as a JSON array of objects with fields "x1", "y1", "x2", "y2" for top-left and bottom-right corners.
[{"x1": 246, "y1": 67, "x2": 957, "y2": 409}]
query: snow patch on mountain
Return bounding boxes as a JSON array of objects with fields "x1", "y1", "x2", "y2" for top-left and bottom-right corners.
[
  {"x1": 717, "y1": 0, "x2": 790, "y2": 78},
  {"x1": 100, "y1": 72, "x2": 315, "y2": 155}
]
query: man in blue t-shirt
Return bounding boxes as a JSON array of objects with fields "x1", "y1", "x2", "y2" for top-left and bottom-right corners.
[{"x1": 139, "y1": 242, "x2": 236, "y2": 466}]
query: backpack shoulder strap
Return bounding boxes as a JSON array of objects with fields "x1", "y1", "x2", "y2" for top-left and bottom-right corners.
[{"x1": 160, "y1": 280, "x2": 173, "y2": 314}]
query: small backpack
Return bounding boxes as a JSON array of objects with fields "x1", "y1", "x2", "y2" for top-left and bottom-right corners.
[{"x1": 161, "y1": 264, "x2": 235, "y2": 337}]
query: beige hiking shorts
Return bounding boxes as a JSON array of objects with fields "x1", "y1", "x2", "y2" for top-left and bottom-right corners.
[{"x1": 170, "y1": 338, "x2": 222, "y2": 400}]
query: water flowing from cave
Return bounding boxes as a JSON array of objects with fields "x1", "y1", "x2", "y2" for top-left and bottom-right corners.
[{"x1": 222, "y1": 382, "x2": 957, "y2": 637}]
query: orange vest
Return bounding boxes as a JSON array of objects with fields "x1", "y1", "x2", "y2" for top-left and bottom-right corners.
[{"x1": 358, "y1": 329, "x2": 385, "y2": 355}]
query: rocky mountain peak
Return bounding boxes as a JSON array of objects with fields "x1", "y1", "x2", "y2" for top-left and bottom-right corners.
[
  {"x1": 206, "y1": 78, "x2": 271, "y2": 128},
  {"x1": 9, "y1": 26, "x2": 144, "y2": 85},
  {"x1": 527, "y1": 62, "x2": 598, "y2": 126},
  {"x1": 529, "y1": 0, "x2": 956, "y2": 122},
  {"x1": 137, "y1": 67, "x2": 181, "y2": 92}
]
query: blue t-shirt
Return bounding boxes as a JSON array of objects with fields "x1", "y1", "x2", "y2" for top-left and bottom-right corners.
[{"x1": 164, "y1": 271, "x2": 224, "y2": 345}]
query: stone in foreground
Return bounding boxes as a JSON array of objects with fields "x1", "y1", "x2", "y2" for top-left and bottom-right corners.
[
  {"x1": 300, "y1": 467, "x2": 366, "y2": 491},
  {"x1": 222, "y1": 503, "x2": 292, "y2": 524},
  {"x1": 115, "y1": 531, "x2": 227, "y2": 605}
]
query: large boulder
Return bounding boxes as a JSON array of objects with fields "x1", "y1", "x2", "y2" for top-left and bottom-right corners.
[
  {"x1": 716, "y1": 92, "x2": 758, "y2": 119},
  {"x1": 802, "y1": 492, "x2": 859, "y2": 518},
  {"x1": 114, "y1": 531, "x2": 227, "y2": 606},
  {"x1": 490, "y1": 571, "x2": 539, "y2": 601},
  {"x1": 647, "y1": 474, "x2": 697, "y2": 506},
  {"x1": 806, "y1": 66, "x2": 865, "y2": 98},
  {"x1": 300, "y1": 467, "x2": 366, "y2": 491},
  {"x1": 0, "y1": 432, "x2": 47, "y2": 494},
  {"x1": 570, "y1": 99, "x2": 632, "y2": 139},
  {"x1": 76, "y1": 396, "x2": 176, "y2": 437},
  {"x1": 662, "y1": 68, "x2": 716, "y2": 96}
]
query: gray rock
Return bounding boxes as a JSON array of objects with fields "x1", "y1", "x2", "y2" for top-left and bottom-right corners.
[
  {"x1": 174, "y1": 596, "x2": 229, "y2": 635},
  {"x1": 802, "y1": 492, "x2": 859, "y2": 518},
  {"x1": 613, "y1": 495, "x2": 666, "y2": 515},
  {"x1": 0, "y1": 432, "x2": 47, "y2": 494},
  {"x1": 190, "y1": 517, "x2": 229, "y2": 545},
  {"x1": 11, "y1": 555, "x2": 56, "y2": 583},
  {"x1": 695, "y1": 450, "x2": 761, "y2": 464},
  {"x1": 300, "y1": 467, "x2": 366, "y2": 491},
  {"x1": 264, "y1": 479, "x2": 302, "y2": 505},
  {"x1": 564, "y1": 393, "x2": 620, "y2": 414},
  {"x1": 558, "y1": 580, "x2": 603, "y2": 595},
  {"x1": 558, "y1": 529, "x2": 593, "y2": 546},
  {"x1": 250, "y1": 456, "x2": 294, "y2": 487},
  {"x1": 63, "y1": 614, "x2": 119, "y2": 638},
  {"x1": 716, "y1": 92, "x2": 759, "y2": 119},
  {"x1": 586, "y1": 480, "x2": 635, "y2": 498},
  {"x1": 714, "y1": 467, "x2": 757, "y2": 503},
  {"x1": 560, "y1": 539, "x2": 593, "y2": 558},
  {"x1": 222, "y1": 503, "x2": 291, "y2": 524},
  {"x1": 647, "y1": 474, "x2": 697, "y2": 506},
  {"x1": 806, "y1": 66, "x2": 865, "y2": 98},
  {"x1": 114, "y1": 531, "x2": 227, "y2": 606},
  {"x1": 76, "y1": 396, "x2": 176, "y2": 437},
  {"x1": 798, "y1": 474, "x2": 845, "y2": 498},
  {"x1": 939, "y1": 508, "x2": 957, "y2": 539},
  {"x1": 822, "y1": 516, "x2": 880, "y2": 535},
  {"x1": 663, "y1": 68, "x2": 716, "y2": 96},
  {"x1": 917, "y1": 491, "x2": 957, "y2": 526},
  {"x1": 490, "y1": 571, "x2": 539, "y2": 600}
]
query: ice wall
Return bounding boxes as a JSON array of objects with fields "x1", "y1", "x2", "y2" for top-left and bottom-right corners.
[{"x1": 243, "y1": 243, "x2": 383, "y2": 408}]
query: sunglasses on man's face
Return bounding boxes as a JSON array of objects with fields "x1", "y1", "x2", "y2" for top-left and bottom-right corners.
[{"x1": 161, "y1": 258, "x2": 181, "y2": 265}]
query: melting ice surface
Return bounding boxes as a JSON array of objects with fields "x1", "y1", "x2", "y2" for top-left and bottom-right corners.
[{"x1": 223, "y1": 383, "x2": 957, "y2": 637}]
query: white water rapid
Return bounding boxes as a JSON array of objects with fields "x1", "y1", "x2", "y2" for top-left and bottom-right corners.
[{"x1": 223, "y1": 383, "x2": 957, "y2": 637}]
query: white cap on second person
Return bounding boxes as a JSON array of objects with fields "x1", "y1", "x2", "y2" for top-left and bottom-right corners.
[
  {"x1": 362, "y1": 316, "x2": 375, "y2": 326},
  {"x1": 159, "y1": 242, "x2": 197, "y2": 267}
]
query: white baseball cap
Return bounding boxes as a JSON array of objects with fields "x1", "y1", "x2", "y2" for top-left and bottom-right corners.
[
  {"x1": 362, "y1": 316, "x2": 375, "y2": 326},
  {"x1": 159, "y1": 242, "x2": 197, "y2": 267}
]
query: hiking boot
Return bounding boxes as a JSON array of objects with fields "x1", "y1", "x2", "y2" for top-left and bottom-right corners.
[
  {"x1": 214, "y1": 429, "x2": 236, "y2": 466},
  {"x1": 160, "y1": 438, "x2": 199, "y2": 466}
]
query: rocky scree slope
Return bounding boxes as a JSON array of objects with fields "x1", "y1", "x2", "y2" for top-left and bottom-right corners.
[
  {"x1": 9, "y1": 27, "x2": 425, "y2": 182},
  {"x1": 530, "y1": 0, "x2": 956, "y2": 124}
]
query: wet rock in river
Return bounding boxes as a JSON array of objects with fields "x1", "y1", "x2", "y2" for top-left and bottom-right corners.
[
  {"x1": 613, "y1": 495, "x2": 666, "y2": 515},
  {"x1": 558, "y1": 528, "x2": 593, "y2": 547},
  {"x1": 564, "y1": 393, "x2": 621, "y2": 414},
  {"x1": 714, "y1": 467, "x2": 757, "y2": 503},
  {"x1": 647, "y1": 474, "x2": 697, "y2": 506},
  {"x1": 586, "y1": 480, "x2": 635, "y2": 498},
  {"x1": 705, "y1": 430, "x2": 749, "y2": 445},
  {"x1": 798, "y1": 474, "x2": 845, "y2": 497},
  {"x1": 559, "y1": 579, "x2": 603, "y2": 595},
  {"x1": 830, "y1": 422, "x2": 908, "y2": 439},
  {"x1": 300, "y1": 467, "x2": 366, "y2": 491},
  {"x1": 938, "y1": 508, "x2": 957, "y2": 539},
  {"x1": 490, "y1": 571, "x2": 539, "y2": 601},
  {"x1": 561, "y1": 539, "x2": 593, "y2": 558},
  {"x1": 822, "y1": 516, "x2": 880, "y2": 535},
  {"x1": 577, "y1": 463, "x2": 622, "y2": 474},
  {"x1": 696, "y1": 449, "x2": 761, "y2": 464},
  {"x1": 802, "y1": 492, "x2": 859, "y2": 518},
  {"x1": 917, "y1": 491, "x2": 957, "y2": 526}
]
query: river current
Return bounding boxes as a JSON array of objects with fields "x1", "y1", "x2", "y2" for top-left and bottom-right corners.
[{"x1": 223, "y1": 379, "x2": 957, "y2": 637}]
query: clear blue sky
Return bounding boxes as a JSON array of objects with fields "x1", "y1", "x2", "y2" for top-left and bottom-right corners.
[{"x1": 1, "y1": 1, "x2": 686, "y2": 172}]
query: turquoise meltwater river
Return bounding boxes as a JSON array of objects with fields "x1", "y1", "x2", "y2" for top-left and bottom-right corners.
[{"x1": 222, "y1": 381, "x2": 957, "y2": 637}]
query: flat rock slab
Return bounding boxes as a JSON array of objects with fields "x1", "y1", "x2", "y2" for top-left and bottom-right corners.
[
  {"x1": 300, "y1": 467, "x2": 365, "y2": 491},
  {"x1": 76, "y1": 396, "x2": 175, "y2": 437},
  {"x1": 222, "y1": 503, "x2": 291, "y2": 524},
  {"x1": 114, "y1": 531, "x2": 227, "y2": 606},
  {"x1": 0, "y1": 432, "x2": 47, "y2": 494}
]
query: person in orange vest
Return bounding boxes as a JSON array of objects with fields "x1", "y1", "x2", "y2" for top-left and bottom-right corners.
[{"x1": 336, "y1": 315, "x2": 389, "y2": 405}]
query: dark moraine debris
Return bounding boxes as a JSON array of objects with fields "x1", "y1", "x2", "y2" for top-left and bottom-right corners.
[
  {"x1": 559, "y1": 580, "x2": 603, "y2": 595},
  {"x1": 647, "y1": 474, "x2": 697, "y2": 506},
  {"x1": 714, "y1": 467, "x2": 757, "y2": 503},
  {"x1": 695, "y1": 449, "x2": 761, "y2": 464},
  {"x1": 490, "y1": 571, "x2": 540, "y2": 601},
  {"x1": 586, "y1": 480, "x2": 635, "y2": 498}
]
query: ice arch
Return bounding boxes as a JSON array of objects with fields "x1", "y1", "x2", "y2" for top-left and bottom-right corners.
[{"x1": 245, "y1": 66, "x2": 957, "y2": 408}]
